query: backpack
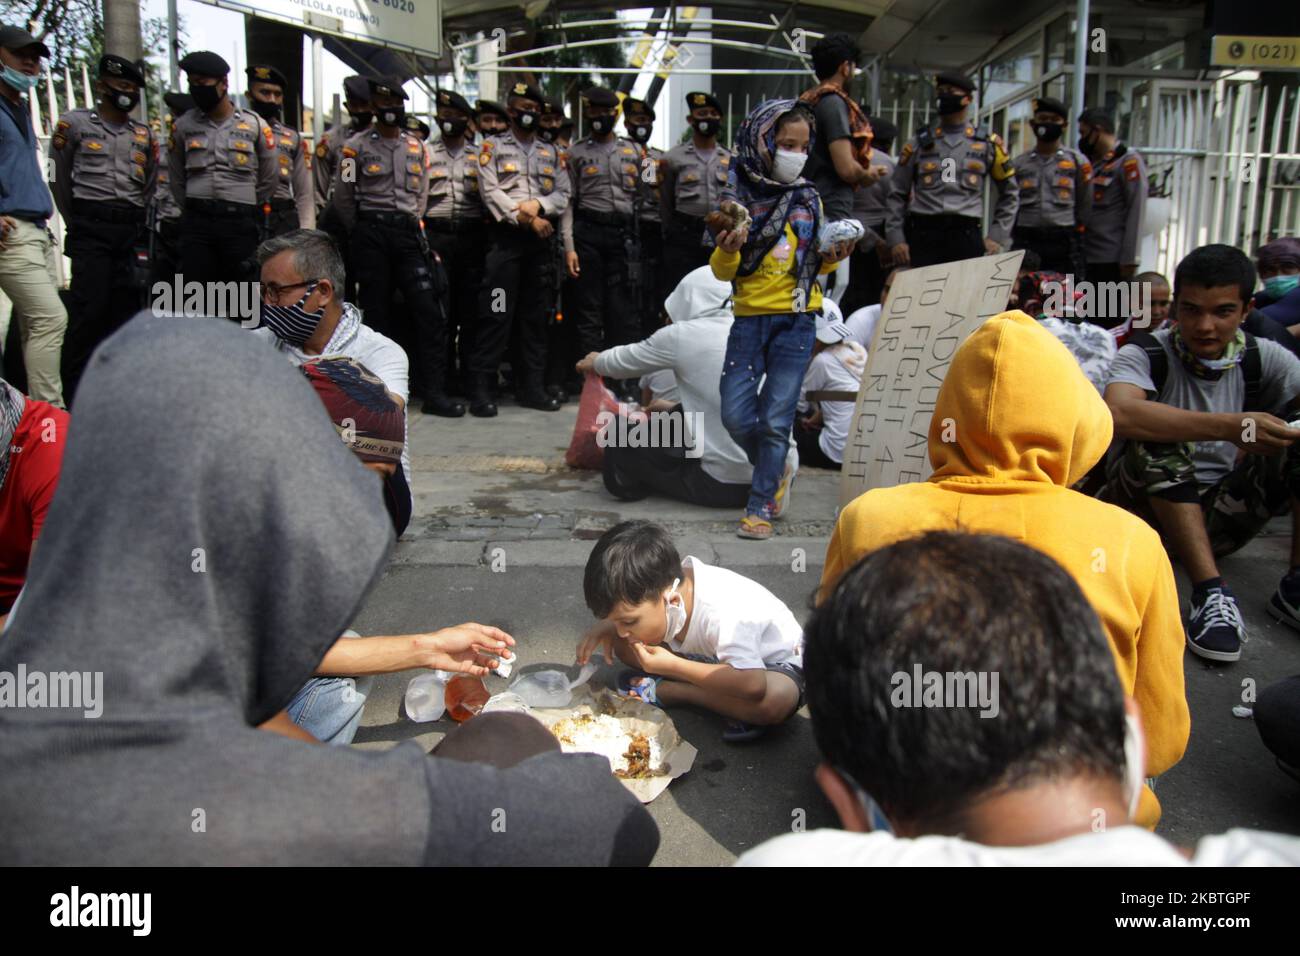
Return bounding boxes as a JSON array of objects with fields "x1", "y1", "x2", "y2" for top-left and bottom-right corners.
[{"x1": 1126, "y1": 330, "x2": 1262, "y2": 409}]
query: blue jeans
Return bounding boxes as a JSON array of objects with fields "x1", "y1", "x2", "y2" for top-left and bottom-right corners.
[
  {"x1": 720, "y1": 312, "x2": 815, "y2": 514},
  {"x1": 287, "y1": 675, "x2": 374, "y2": 745}
]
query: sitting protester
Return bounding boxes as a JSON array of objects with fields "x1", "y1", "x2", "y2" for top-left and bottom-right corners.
[
  {"x1": 794, "y1": 308, "x2": 864, "y2": 470},
  {"x1": 1013, "y1": 267, "x2": 1116, "y2": 393},
  {"x1": 1254, "y1": 237, "x2": 1300, "y2": 332},
  {"x1": 741, "y1": 532, "x2": 1300, "y2": 866},
  {"x1": 0, "y1": 313, "x2": 659, "y2": 866},
  {"x1": 1101, "y1": 244, "x2": 1300, "y2": 662},
  {"x1": 842, "y1": 264, "x2": 900, "y2": 350},
  {"x1": 822, "y1": 310, "x2": 1187, "y2": 827}
]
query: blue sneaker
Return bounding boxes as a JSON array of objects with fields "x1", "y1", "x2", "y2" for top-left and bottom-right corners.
[
  {"x1": 722, "y1": 720, "x2": 767, "y2": 743},
  {"x1": 1186, "y1": 586, "x2": 1245, "y2": 662},
  {"x1": 1266, "y1": 571, "x2": 1300, "y2": 633}
]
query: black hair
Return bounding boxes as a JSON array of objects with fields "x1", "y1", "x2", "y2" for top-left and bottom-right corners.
[
  {"x1": 805, "y1": 531, "x2": 1126, "y2": 831},
  {"x1": 1078, "y1": 107, "x2": 1114, "y2": 133},
  {"x1": 775, "y1": 103, "x2": 815, "y2": 136},
  {"x1": 1173, "y1": 243, "x2": 1257, "y2": 305},
  {"x1": 869, "y1": 117, "x2": 897, "y2": 154},
  {"x1": 583, "y1": 520, "x2": 681, "y2": 618},
  {"x1": 811, "y1": 32, "x2": 862, "y2": 81}
]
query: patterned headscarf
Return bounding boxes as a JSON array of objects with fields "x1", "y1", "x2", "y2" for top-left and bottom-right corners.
[
  {"x1": 725, "y1": 98, "x2": 823, "y2": 301},
  {"x1": 0, "y1": 379, "x2": 26, "y2": 491}
]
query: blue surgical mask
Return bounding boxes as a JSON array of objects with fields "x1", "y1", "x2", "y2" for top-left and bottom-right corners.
[
  {"x1": 1264, "y1": 274, "x2": 1300, "y2": 299},
  {"x1": 2, "y1": 66, "x2": 40, "y2": 93}
]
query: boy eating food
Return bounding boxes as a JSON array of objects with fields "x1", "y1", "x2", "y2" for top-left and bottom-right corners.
[{"x1": 576, "y1": 520, "x2": 805, "y2": 742}]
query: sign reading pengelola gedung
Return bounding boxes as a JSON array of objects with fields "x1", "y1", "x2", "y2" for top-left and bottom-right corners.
[
  {"x1": 193, "y1": 0, "x2": 442, "y2": 60},
  {"x1": 838, "y1": 251, "x2": 1022, "y2": 509}
]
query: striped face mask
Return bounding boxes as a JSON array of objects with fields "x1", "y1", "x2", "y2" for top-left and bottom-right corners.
[{"x1": 259, "y1": 283, "x2": 323, "y2": 346}]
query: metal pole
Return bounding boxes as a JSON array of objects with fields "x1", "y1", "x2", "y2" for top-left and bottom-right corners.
[
  {"x1": 1072, "y1": 0, "x2": 1090, "y2": 124},
  {"x1": 168, "y1": 0, "x2": 180, "y2": 89},
  {"x1": 312, "y1": 35, "x2": 324, "y2": 143}
]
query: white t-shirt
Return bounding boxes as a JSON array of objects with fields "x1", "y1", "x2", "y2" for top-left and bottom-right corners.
[
  {"x1": 844, "y1": 303, "x2": 881, "y2": 351},
  {"x1": 799, "y1": 348, "x2": 862, "y2": 464},
  {"x1": 737, "y1": 826, "x2": 1300, "y2": 867},
  {"x1": 668, "y1": 556, "x2": 803, "y2": 669}
]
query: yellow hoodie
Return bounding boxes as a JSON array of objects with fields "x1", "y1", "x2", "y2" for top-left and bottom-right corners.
[{"x1": 820, "y1": 311, "x2": 1188, "y2": 828}]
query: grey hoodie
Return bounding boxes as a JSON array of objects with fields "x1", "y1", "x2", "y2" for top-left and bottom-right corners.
[{"x1": 0, "y1": 313, "x2": 658, "y2": 866}]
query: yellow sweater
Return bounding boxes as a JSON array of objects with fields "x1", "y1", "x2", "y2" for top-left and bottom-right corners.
[
  {"x1": 710, "y1": 221, "x2": 838, "y2": 316},
  {"x1": 818, "y1": 311, "x2": 1189, "y2": 829}
]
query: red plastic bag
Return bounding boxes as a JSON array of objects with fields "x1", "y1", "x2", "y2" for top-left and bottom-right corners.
[{"x1": 565, "y1": 371, "x2": 621, "y2": 470}]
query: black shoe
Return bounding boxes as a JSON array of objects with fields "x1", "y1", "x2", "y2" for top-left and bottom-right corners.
[
  {"x1": 469, "y1": 391, "x2": 498, "y2": 417},
  {"x1": 422, "y1": 393, "x2": 466, "y2": 418},
  {"x1": 545, "y1": 383, "x2": 569, "y2": 403},
  {"x1": 517, "y1": 389, "x2": 562, "y2": 412}
]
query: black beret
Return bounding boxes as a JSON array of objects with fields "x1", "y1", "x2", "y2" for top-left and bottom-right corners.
[
  {"x1": 404, "y1": 114, "x2": 430, "y2": 140},
  {"x1": 1033, "y1": 97, "x2": 1069, "y2": 120},
  {"x1": 542, "y1": 96, "x2": 566, "y2": 117},
  {"x1": 686, "y1": 91, "x2": 720, "y2": 112},
  {"x1": 98, "y1": 54, "x2": 145, "y2": 87},
  {"x1": 581, "y1": 86, "x2": 619, "y2": 109},
  {"x1": 1078, "y1": 107, "x2": 1115, "y2": 131},
  {"x1": 246, "y1": 64, "x2": 288, "y2": 89},
  {"x1": 368, "y1": 74, "x2": 409, "y2": 100},
  {"x1": 343, "y1": 75, "x2": 371, "y2": 103},
  {"x1": 435, "y1": 89, "x2": 472, "y2": 114},
  {"x1": 179, "y1": 50, "x2": 230, "y2": 79},
  {"x1": 475, "y1": 99, "x2": 509, "y2": 120},
  {"x1": 558, "y1": 117, "x2": 575, "y2": 133},
  {"x1": 505, "y1": 81, "x2": 544, "y2": 104},
  {"x1": 935, "y1": 70, "x2": 976, "y2": 93},
  {"x1": 623, "y1": 97, "x2": 655, "y2": 120},
  {"x1": 163, "y1": 90, "x2": 194, "y2": 115}
]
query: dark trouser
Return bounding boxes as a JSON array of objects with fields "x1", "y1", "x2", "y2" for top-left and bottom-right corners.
[
  {"x1": 639, "y1": 220, "x2": 665, "y2": 336},
  {"x1": 793, "y1": 417, "x2": 841, "y2": 470},
  {"x1": 570, "y1": 218, "x2": 642, "y2": 358},
  {"x1": 1013, "y1": 224, "x2": 1085, "y2": 279},
  {"x1": 474, "y1": 221, "x2": 555, "y2": 389},
  {"x1": 149, "y1": 217, "x2": 183, "y2": 292},
  {"x1": 351, "y1": 214, "x2": 448, "y2": 396},
  {"x1": 660, "y1": 215, "x2": 711, "y2": 299},
  {"x1": 603, "y1": 412, "x2": 751, "y2": 508},
  {"x1": 1083, "y1": 261, "x2": 1127, "y2": 329},
  {"x1": 546, "y1": 270, "x2": 579, "y2": 392},
  {"x1": 905, "y1": 214, "x2": 983, "y2": 268},
  {"x1": 1255, "y1": 676, "x2": 1300, "y2": 771},
  {"x1": 427, "y1": 219, "x2": 488, "y2": 393},
  {"x1": 179, "y1": 204, "x2": 261, "y2": 287},
  {"x1": 267, "y1": 199, "x2": 300, "y2": 238},
  {"x1": 838, "y1": 233, "x2": 888, "y2": 316},
  {"x1": 317, "y1": 203, "x2": 357, "y2": 301},
  {"x1": 61, "y1": 210, "x2": 146, "y2": 406}
]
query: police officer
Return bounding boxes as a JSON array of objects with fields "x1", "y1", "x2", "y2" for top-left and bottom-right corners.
[
  {"x1": 334, "y1": 75, "x2": 461, "y2": 417},
  {"x1": 1078, "y1": 107, "x2": 1147, "y2": 288},
  {"x1": 245, "y1": 64, "x2": 314, "y2": 236},
  {"x1": 560, "y1": 86, "x2": 643, "y2": 403},
  {"x1": 474, "y1": 100, "x2": 510, "y2": 138},
  {"x1": 840, "y1": 117, "x2": 897, "y2": 315},
  {"x1": 150, "y1": 91, "x2": 192, "y2": 295},
  {"x1": 540, "y1": 96, "x2": 574, "y2": 401},
  {"x1": 48, "y1": 53, "x2": 155, "y2": 405},
  {"x1": 1011, "y1": 97, "x2": 1091, "y2": 279},
  {"x1": 886, "y1": 71, "x2": 1018, "y2": 268},
  {"x1": 424, "y1": 89, "x2": 488, "y2": 402},
  {"x1": 556, "y1": 117, "x2": 575, "y2": 151},
  {"x1": 169, "y1": 50, "x2": 279, "y2": 286},
  {"x1": 660, "y1": 91, "x2": 732, "y2": 294},
  {"x1": 624, "y1": 96, "x2": 665, "y2": 336},
  {"x1": 473, "y1": 80, "x2": 571, "y2": 416},
  {"x1": 539, "y1": 96, "x2": 565, "y2": 146}
]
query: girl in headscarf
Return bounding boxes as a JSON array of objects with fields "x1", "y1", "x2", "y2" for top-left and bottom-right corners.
[{"x1": 711, "y1": 98, "x2": 852, "y2": 539}]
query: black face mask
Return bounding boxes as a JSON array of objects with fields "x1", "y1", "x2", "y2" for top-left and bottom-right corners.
[
  {"x1": 538, "y1": 127, "x2": 558, "y2": 143},
  {"x1": 693, "y1": 118, "x2": 719, "y2": 138},
  {"x1": 628, "y1": 124, "x2": 651, "y2": 144},
  {"x1": 348, "y1": 110, "x2": 372, "y2": 129},
  {"x1": 107, "y1": 89, "x2": 140, "y2": 112},
  {"x1": 440, "y1": 117, "x2": 469, "y2": 138},
  {"x1": 1078, "y1": 131, "x2": 1098, "y2": 155},
  {"x1": 513, "y1": 109, "x2": 539, "y2": 130},
  {"x1": 936, "y1": 93, "x2": 966, "y2": 115},
  {"x1": 1033, "y1": 121, "x2": 1063, "y2": 143},
  {"x1": 378, "y1": 107, "x2": 405, "y2": 128},
  {"x1": 589, "y1": 116, "x2": 613, "y2": 136},
  {"x1": 250, "y1": 98, "x2": 281, "y2": 122},
  {"x1": 190, "y1": 84, "x2": 223, "y2": 112}
]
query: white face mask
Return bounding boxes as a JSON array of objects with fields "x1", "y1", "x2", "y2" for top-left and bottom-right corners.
[
  {"x1": 771, "y1": 148, "x2": 807, "y2": 183},
  {"x1": 1121, "y1": 711, "x2": 1146, "y2": 820},
  {"x1": 663, "y1": 578, "x2": 686, "y2": 643}
]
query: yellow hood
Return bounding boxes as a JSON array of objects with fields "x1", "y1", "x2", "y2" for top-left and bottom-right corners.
[{"x1": 929, "y1": 311, "x2": 1113, "y2": 487}]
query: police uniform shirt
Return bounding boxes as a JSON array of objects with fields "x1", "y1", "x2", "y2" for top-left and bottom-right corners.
[
  {"x1": 559, "y1": 135, "x2": 639, "y2": 253},
  {"x1": 476, "y1": 128, "x2": 570, "y2": 225},
  {"x1": 660, "y1": 141, "x2": 732, "y2": 219},
  {"x1": 270, "y1": 117, "x2": 315, "y2": 228},
  {"x1": 331, "y1": 127, "x2": 430, "y2": 231},
  {"x1": 424, "y1": 136, "x2": 484, "y2": 221},
  {"x1": 1085, "y1": 145, "x2": 1148, "y2": 266},
  {"x1": 1011, "y1": 145, "x2": 1092, "y2": 229},
  {"x1": 884, "y1": 122, "x2": 1018, "y2": 247},
  {"x1": 48, "y1": 107, "x2": 155, "y2": 215},
  {"x1": 168, "y1": 106, "x2": 279, "y2": 207},
  {"x1": 638, "y1": 143, "x2": 664, "y2": 225}
]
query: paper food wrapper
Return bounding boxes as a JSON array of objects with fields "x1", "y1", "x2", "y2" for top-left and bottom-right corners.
[{"x1": 532, "y1": 687, "x2": 697, "y2": 803}]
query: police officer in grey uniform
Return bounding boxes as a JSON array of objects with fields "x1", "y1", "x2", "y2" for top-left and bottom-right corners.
[
  {"x1": 1011, "y1": 97, "x2": 1092, "y2": 279},
  {"x1": 169, "y1": 50, "x2": 279, "y2": 286},
  {"x1": 624, "y1": 96, "x2": 665, "y2": 336},
  {"x1": 313, "y1": 75, "x2": 371, "y2": 299},
  {"x1": 424, "y1": 89, "x2": 488, "y2": 402},
  {"x1": 561, "y1": 86, "x2": 643, "y2": 403},
  {"x1": 1078, "y1": 106, "x2": 1148, "y2": 290},
  {"x1": 245, "y1": 64, "x2": 314, "y2": 236},
  {"x1": 473, "y1": 80, "x2": 571, "y2": 416},
  {"x1": 48, "y1": 53, "x2": 155, "y2": 405},
  {"x1": 886, "y1": 71, "x2": 1018, "y2": 268},
  {"x1": 539, "y1": 96, "x2": 576, "y2": 402},
  {"x1": 474, "y1": 100, "x2": 510, "y2": 139},
  {"x1": 660, "y1": 91, "x2": 732, "y2": 295},
  {"x1": 334, "y1": 75, "x2": 461, "y2": 417},
  {"x1": 840, "y1": 117, "x2": 897, "y2": 314},
  {"x1": 150, "y1": 91, "x2": 192, "y2": 295}
]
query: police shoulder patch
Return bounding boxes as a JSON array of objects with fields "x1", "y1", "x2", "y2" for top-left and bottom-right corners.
[
  {"x1": 315, "y1": 142, "x2": 327, "y2": 158},
  {"x1": 342, "y1": 146, "x2": 357, "y2": 159},
  {"x1": 51, "y1": 134, "x2": 66, "y2": 150},
  {"x1": 899, "y1": 142, "x2": 914, "y2": 165},
  {"x1": 479, "y1": 150, "x2": 491, "y2": 166},
  {"x1": 262, "y1": 125, "x2": 275, "y2": 149},
  {"x1": 56, "y1": 119, "x2": 71, "y2": 132}
]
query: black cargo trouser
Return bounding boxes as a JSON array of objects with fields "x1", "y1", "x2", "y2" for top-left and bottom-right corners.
[
  {"x1": 426, "y1": 219, "x2": 488, "y2": 393},
  {"x1": 660, "y1": 214, "x2": 712, "y2": 299},
  {"x1": 351, "y1": 212, "x2": 448, "y2": 396},
  {"x1": 473, "y1": 220, "x2": 555, "y2": 389},
  {"x1": 267, "y1": 198, "x2": 301, "y2": 238},
  {"x1": 1012, "y1": 224, "x2": 1085, "y2": 279},
  {"x1": 904, "y1": 213, "x2": 984, "y2": 267},
  {"x1": 639, "y1": 219, "x2": 665, "y2": 336},
  {"x1": 149, "y1": 217, "x2": 183, "y2": 292},
  {"x1": 570, "y1": 216, "x2": 642, "y2": 358},
  {"x1": 179, "y1": 200, "x2": 261, "y2": 287},
  {"x1": 839, "y1": 226, "x2": 889, "y2": 316},
  {"x1": 317, "y1": 203, "x2": 357, "y2": 301}
]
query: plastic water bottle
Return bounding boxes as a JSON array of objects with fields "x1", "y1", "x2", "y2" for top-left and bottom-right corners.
[{"x1": 405, "y1": 672, "x2": 449, "y2": 722}]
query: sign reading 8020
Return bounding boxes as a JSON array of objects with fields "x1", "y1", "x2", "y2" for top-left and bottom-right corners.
[{"x1": 1211, "y1": 35, "x2": 1300, "y2": 70}]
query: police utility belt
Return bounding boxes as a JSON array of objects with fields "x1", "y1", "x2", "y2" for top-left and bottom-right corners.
[
  {"x1": 577, "y1": 208, "x2": 635, "y2": 229},
  {"x1": 71, "y1": 198, "x2": 145, "y2": 225},
  {"x1": 424, "y1": 216, "x2": 487, "y2": 235},
  {"x1": 359, "y1": 210, "x2": 420, "y2": 228},
  {"x1": 269, "y1": 197, "x2": 297, "y2": 213},
  {"x1": 185, "y1": 198, "x2": 258, "y2": 219},
  {"x1": 671, "y1": 211, "x2": 706, "y2": 231}
]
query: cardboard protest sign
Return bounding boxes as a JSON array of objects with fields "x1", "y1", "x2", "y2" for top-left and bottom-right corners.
[{"x1": 838, "y1": 252, "x2": 1023, "y2": 508}]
